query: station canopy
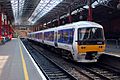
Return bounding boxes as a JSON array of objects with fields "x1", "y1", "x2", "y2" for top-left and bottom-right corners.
[{"x1": 0, "y1": 0, "x2": 119, "y2": 26}]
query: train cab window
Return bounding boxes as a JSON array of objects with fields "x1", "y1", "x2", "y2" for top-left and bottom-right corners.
[{"x1": 78, "y1": 27, "x2": 104, "y2": 41}]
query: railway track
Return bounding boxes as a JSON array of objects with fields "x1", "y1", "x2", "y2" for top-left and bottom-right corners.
[
  {"x1": 73, "y1": 63, "x2": 120, "y2": 80},
  {"x1": 22, "y1": 39, "x2": 120, "y2": 80},
  {"x1": 31, "y1": 43, "x2": 120, "y2": 80},
  {"x1": 81, "y1": 63, "x2": 120, "y2": 80},
  {"x1": 22, "y1": 40, "x2": 77, "y2": 80},
  {"x1": 72, "y1": 65, "x2": 109, "y2": 80}
]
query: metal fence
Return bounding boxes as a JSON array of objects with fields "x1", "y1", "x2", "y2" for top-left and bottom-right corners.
[{"x1": 106, "y1": 39, "x2": 120, "y2": 48}]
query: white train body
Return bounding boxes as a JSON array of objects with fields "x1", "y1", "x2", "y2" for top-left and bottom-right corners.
[{"x1": 28, "y1": 21, "x2": 105, "y2": 62}]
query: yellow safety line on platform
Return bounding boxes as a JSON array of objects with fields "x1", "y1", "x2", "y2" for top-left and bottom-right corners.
[{"x1": 18, "y1": 40, "x2": 29, "y2": 80}]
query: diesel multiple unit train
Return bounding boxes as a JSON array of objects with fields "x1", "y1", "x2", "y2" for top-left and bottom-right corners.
[{"x1": 27, "y1": 21, "x2": 105, "y2": 62}]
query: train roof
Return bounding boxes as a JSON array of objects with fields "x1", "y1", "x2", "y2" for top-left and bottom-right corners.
[{"x1": 28, "y1": 21, "x2": 103, "y2": 34}]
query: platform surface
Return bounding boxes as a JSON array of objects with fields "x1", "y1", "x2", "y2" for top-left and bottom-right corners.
[
  {"x1": 105, "y1": 46, "x2": 120, "y2": 57},
  {"x1": 0, "y1": 38, "x2": 46, "y2": 80}
]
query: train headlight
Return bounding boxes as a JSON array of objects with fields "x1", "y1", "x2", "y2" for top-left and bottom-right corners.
[
  {"x1": 81, "y1": 47, "x2": 86, "y2": 49},
  {"x1": 99, "y1": 46, "x2": 103, "y2": 48}
]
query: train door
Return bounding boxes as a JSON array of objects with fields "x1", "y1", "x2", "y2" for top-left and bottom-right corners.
[{"x1": 54, "y1": 32, "x2": 58, "y2": 47}]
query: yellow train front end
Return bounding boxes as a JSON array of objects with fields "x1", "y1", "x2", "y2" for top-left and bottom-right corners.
[
  {"x1": 77, "y1": 44, "x2": 105, "y2": 62},
  {"x1": 76, "y1": 27, "x2": 105, "y2": 62}
]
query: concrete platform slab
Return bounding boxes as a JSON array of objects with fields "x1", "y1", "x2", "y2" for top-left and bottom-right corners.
[{"x1": 0, "y1": 39, "x2": 46, "y2": 80}]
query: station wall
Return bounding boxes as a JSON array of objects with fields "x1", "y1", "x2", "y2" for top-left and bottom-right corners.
[{"x1": 101, "y1": 18, "x2": 120, "y2": 39}]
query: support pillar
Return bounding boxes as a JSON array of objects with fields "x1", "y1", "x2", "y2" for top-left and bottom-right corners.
[
  {"x1": 8, "y1": 19, "x2": 11, "y2": 38},
  {"x1": 58, "y1": 15, "x2": 60, "y2": 26},
  {"x1": 9, "y1": 26, "x2": 13, "y2": 40},
  {"x1": 36, "y1": 26, "x2": 37, "y2": 31},
  {"x1": 37, "y1": 26, "x2": 39, "y2": 31},
  {"x1": 8, "y1": 25, "x2": 11, "y2": 37},
  {"x1": 35, "y1": 26, "x2": 37, "y2": 31},
  {"x1": 7, "y1": 17, "x2": 9, "y2": 37},
  {"x1": 35, "y1": 26, "x2": 36, "y2": 31},
  {"x1": 3, "y1": 16, "x2": 6, "y2": 37},
  {"x1": 45, "y1": 22, "x2": 47, "y2": 28},
  {"x1": 0, "y1": 6, "x2": 2, "y2": 40},
  {"x1": 3, "y1": 12, "x2": 10, "y2": 38},
  {"x1": 39, "y1": 25, "x2": 40, "y2": 30},
  {"x1": 42, "y1": 24, "x2": 44, "y2": 29},
  {"x1": 87, "y1": 0, "x2": 93, "y2": 21},
  {"x1": 33, "y1": 26, "x2": 35, "y2": 32},
  {"x1": 68, "y1": 6, "x2": 72, "y2": 23},
  {"x1": 32, "y1": 26, "x2": 34, "y2": 32}
]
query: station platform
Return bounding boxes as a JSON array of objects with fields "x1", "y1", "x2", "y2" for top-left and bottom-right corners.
[
  {"x1": 0, "y1": 38, "x2": 46, "y2": 80},
  {"x1": 105, "y1": 46, "x2": 120, "y2": 57}
]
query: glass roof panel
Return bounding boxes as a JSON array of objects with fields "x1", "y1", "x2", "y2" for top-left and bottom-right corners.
[
  {"x1": 28, "y1": 0, "x2": 63, "y2": 24},
  {"x1": 11, "y1": 0, "x2": 25, "y2": 24},
  {"x1": 83, "y1": 0, "x2": 111, "y2": 9}
]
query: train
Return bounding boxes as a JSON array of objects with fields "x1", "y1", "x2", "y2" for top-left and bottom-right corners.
[{"x1": 27, "y1": 21, "x2": 106, "y2": 62}]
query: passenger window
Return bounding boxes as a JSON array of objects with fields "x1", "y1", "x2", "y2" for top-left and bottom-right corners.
[
  {"x1": 63, "y1": 31, "x2": 69, "y2": 43},
  {"x1": 44, "y1": 31, "x2": 54, "y2": 41},
  {"x1": 58, "y1": 30, "x2": 63, "y2": 42},
  {"x1": 58, "y1": 29, "x2": 74, "y2": 44}
]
